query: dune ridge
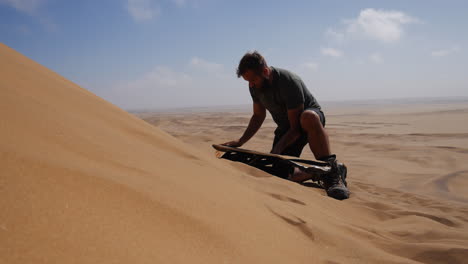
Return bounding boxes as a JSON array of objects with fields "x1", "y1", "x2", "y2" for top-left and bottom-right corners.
[{"x1": 2, "y1": 43, "x2": 468, "y2": 263}]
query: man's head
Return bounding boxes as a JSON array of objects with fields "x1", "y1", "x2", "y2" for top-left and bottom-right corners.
[{"x1": 237, "y1": 51, "x2": 270, "y2": 89}]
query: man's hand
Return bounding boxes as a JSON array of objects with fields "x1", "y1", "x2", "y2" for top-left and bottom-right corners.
[
  {"x1": 270, "y1": 145, "x2": 283, "y2": 154},
  {"x1": 270, "y1": 105, "x2": 304, "y2": 154},
  {"x1": 221, "y1": 103, "x2": 265, "y2": 148},
  {"x1": 270, "y1": 129, "x2": 301, "y2": 154},
  {"x1": 221, "y1": 139, "x2": 244, "y2": 148}
]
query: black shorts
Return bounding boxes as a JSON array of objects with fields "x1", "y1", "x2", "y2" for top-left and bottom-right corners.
[{"x1": 271, "y1": 108, "x2": 326, "y2": 178}]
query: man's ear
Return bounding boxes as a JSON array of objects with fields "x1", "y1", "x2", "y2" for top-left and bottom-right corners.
[{"x1": 262, "y1": 67, "x2": 269, "y2": 77}]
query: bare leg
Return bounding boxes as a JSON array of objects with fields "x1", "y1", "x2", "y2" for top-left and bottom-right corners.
[
  {"x1": 300, "y1": 110, "x2": 331, "y2": 159},
  {"x1": 288, "y1": 110, "x2": 331, "y2": 182},
  {"x1": 288, "y1": 167, "x2": 313, "y2": 182}
]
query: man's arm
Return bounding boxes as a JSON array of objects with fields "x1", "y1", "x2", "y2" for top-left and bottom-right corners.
[
  {"x1": 222, "y1": 102, "x2": 266, "y2": 147},
  {"x1": 271, "y1": 104, "x2": 304, "y2": 154}
]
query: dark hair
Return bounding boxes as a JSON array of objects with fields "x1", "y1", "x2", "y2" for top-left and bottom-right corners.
[{"x1": 236, "y1": 51, "x2": 268, "y2": 78}]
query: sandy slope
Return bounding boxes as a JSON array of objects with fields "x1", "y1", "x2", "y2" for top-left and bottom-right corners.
[
  {"x1": 140, "y1": 104, "x2": 468, "y2": 263},
  {"x1": 1, "y1": 43, "x2": 468, "y2": 264}
]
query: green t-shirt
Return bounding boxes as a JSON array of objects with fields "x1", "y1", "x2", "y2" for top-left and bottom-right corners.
[{"x1": 249, "y1": 66, "x2": 321, "y2": 131}]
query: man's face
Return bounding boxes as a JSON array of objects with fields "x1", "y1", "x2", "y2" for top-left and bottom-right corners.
[{"x1": 242, "y1": 69, "x2": 266, "y2": 89}]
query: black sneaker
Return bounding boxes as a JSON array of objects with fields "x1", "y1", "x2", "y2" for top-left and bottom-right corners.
[
  {"x1": 337, "y1": 162, "x2": 348, "y2": 187},
  {"x1": 321, "y1": 156, "x2": 350, "y2": 200}
]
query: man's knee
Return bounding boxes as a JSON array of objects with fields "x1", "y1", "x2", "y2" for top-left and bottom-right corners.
[{"x1": 300, "y1": 110, "x2": 322, "y2": 131}]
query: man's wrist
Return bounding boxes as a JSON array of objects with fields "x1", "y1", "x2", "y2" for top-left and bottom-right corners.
[{"x1": 238, "y1": 138, "x2": 246, "y2": 145}]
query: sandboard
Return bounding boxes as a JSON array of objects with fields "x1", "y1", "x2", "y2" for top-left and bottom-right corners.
[{"x1": 212, "y1": 144, "x2": 331, "y2": 180}]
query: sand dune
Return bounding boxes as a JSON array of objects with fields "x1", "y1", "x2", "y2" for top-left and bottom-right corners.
[
  {"x1": 139, "y1": 104, "x2": 468, "y2": 263},
  {"x1": 2, "y1": 43, "x2": 468, "y2": 263}
]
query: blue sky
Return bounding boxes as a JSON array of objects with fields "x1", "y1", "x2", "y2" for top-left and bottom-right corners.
[{"x1": 1, "y1": 0, "x2": 467, "y2": 110}]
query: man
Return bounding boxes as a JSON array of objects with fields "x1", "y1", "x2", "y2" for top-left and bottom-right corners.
[{"x1": 222, "y1": 51, "x2": 349, "y2": 200}]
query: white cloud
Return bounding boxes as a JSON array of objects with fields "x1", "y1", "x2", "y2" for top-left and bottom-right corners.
[
  {"x1": 347, "y1": 8, "x2": 417, "y2": 42},
  {"x1": 1, "y1": 0, "x2": 58, "y2": 31},
  {"x1": 127, "y1": 0, "x2": 160, "y2": 22},
  {"x1": 110, "y1": 66, "x2": 192, "y2": 109},
  {"x1": 189, "y1": 57, "x2": 224, "y2": 72},
  {"x1": 325, "y1": 28, "x2": 345, "y2": 42},
  {"x1": 431, "y1": 46, "x2": 460, "y2": 57},
  {"x1": 369, "y1": 53, "x2": 383, "y2": 64},
  {"x1": 108, "y1": 57, "x2": 246, "y2": 110},
  {"x1": 172, "y1": 0, "x2": 186, "y2": 7},
  {"x1": 0, "y1": 0, "x2": 44, "y2": 14},
  {"x1": 326, "y1": 8, "x2": 418, "y2": 43},
  {"x1": 301, "y1": 62, "x2": 319, "y2": 71},
  {"x1": 130, "y1": 66, "x2": 192, "y2": 88},
  {"x1": 321, "y1": 47, "x2": 343, "y2": 58}
]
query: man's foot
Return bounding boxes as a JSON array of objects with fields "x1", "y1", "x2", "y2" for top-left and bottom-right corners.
[
  {"x1": 321, "y1": 156, "x2": 349, "y2": 200},
  {"x1": 287, "y1": 166, "x2": 319, "y2": 182}
]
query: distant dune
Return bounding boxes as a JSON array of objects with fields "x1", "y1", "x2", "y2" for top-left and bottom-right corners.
[{"x1": 2, "y1": 43, "x2": 468, "y2": 264}]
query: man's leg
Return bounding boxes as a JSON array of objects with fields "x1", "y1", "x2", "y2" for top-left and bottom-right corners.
[
  {"x1": 289, "y1": 110, "x2": 350, "y2": 200},
  {"x1": 300, "y1": 110, "x2": 330, "y2": 160},
  {"x1": 270, "y1": 129, "x2": 308, "y2": 179},
  {"x1": 288, "y1": 109, "x2": 329, "y2": 182}
]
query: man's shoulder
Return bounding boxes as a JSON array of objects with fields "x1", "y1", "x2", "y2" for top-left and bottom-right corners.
[
  {"x1": 272, "y1": 66, "x2": 290, "y2": 76},
  {"x1": 271, "y1": 66, "x2": 302, "y2": 86},
  {"x1": 272, "y1": 66, "x2": 300, "y2": 80}
]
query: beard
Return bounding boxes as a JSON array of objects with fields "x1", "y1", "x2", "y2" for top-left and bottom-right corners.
[{"x1": 255, "y1": 77, "x2": 270, "y2": 90}]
